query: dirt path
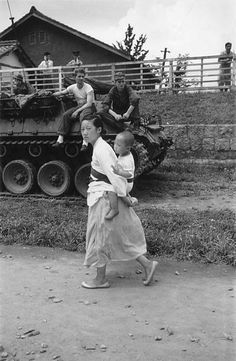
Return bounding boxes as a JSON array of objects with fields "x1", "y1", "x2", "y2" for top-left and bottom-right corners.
[
  {"x1": 138, "y1": 191, "x2": 236, "y2": 212},
  {"x1": 134, "y1": 168, "x2": 236, "y2": 212},
  {"x1": 0, "y1": 245, "x2": 235, "y2": 361}
]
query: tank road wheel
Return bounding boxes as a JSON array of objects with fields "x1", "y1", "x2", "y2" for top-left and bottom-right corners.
[
  {"x1": 28, "y1": 144, "x2": 42, "y2": 158},
  {"x1": 0, "y1": 165, "x2": 3, "y2": 191},
  {"x1": 37, "y1": 161, "x2": 71, "y2": 197},
  {"x1": 64, "y1": 143, "x2": 80, "y2": 158},
  {"x1": 0, "y1": 144, "x2": 7, "y2": 158},
  {"x1": 74, "y1": 163, "x2": 91, "y2": 198},
  {"x1": 2, "y1": 160, "x2": 35, "y2": 194}
]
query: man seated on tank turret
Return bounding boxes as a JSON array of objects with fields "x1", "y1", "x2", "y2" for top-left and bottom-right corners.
[
  {"x1": 13, "y1": 73, "x2": 36, "y2": 109},
  {"x1": 99, "y1": 72, "x2": 140, "y2": 131},
  {"x1": 52, "y1": 68, "x2": 96, "y2": 149},
  {"x1": 13, "y1": 74, "x2": 35, "y2": 96}
]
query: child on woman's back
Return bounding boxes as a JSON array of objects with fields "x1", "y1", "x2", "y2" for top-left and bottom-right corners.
[{"x1": 105, "y1": 130, "x2": 138, "y2": 220}]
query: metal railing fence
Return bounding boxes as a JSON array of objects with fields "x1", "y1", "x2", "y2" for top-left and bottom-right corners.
[{"x1": 0, "y1": 54, "x2": 235, "y2": 94}]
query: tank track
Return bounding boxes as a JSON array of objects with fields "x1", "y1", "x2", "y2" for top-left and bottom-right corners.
[
  {"x1": 0, "y1": 132, "x2": 170, "y2": 197},
  {"x1": 0, "y1": 139, "x2": 79, "y2": 147}
]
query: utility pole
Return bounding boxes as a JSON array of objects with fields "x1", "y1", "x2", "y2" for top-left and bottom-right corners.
[
  {"x1": 158, "y1": 47, "x2": 171, "y2": 94},
  {"x1": 160, "y1": 47, "x2": 171, "y2": 78},
  {"x1": 7, "y1": 0, "x2": 14, "y2": 25},
  {"x1": 6, "y1": 0, "x2": 17, "y2": 43}
]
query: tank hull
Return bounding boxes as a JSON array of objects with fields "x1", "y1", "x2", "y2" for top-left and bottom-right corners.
[{"x1": 0, "y1": 86, "x2": 172, "y2": 197}]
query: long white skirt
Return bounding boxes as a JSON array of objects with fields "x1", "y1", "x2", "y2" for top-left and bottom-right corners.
[{"x1": 84, "y1": 193, "x2": 147, "y2": 268}]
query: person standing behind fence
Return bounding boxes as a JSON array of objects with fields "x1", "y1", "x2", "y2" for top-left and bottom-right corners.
[
  {"x1": 218, "y1": 42, "x2": 235, "y2": 91},
  {"x1": 38, "y1": 52, "x2": 54, "y2": 90},
  {"x1": 67, "y1": 50, "x2": 83, "y2": 68}
]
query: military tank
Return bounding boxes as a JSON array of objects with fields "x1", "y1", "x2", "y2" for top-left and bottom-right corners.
[{"x1": 0, "y1": 72, "x2": 172, "y2": 197}]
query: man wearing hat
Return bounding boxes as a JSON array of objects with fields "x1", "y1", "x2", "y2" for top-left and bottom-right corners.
[
  {"x1": 218, "y1": 42, "x2": 235, "y2": 91},
  {"x1": 13, "y1": 73, "x2": 35, "y2": 96},
  {"x1": 100, "y1": 72, "x2": 140, "y2": 130},
  {"x1": 13, "y1": 73, "x2": 35, "y2": 109},
  {"x1": 67, "y1": 50, "x2": 83, "y2": 67}
]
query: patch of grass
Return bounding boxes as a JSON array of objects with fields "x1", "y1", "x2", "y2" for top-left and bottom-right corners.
[
  {"x1": 134, "y1": 161, "x2": 235, "y2": 199},
  {"x1": 0, "y1": 198, "x2": 87, "y2": 252},
  {"x1": 0, "y1": 198, "x2": 235, "y2": 265},
  {"x1": 138, "y1": 208, "x2": 236, "y2": 265}
]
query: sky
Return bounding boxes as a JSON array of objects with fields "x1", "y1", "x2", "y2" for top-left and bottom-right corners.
[{"x1": 0, "y1": 0, "x2": 235, "y2": 59}]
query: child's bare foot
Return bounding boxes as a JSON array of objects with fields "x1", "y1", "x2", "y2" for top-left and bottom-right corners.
[
  {"x1": 105, "y1": 209, "x2": 119, "y2": 220},
  {"x1": 130, "y1": 197, "x2": 138, "y2": 206},
  {"x1": 143, "y1": 261, "x2": 158, "y2": 286}
]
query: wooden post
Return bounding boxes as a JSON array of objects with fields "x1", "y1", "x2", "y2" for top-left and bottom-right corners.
[
  {"x1": 58, "y1": 66, "x2": 63, "y2": 91},
  {"x1": 232, "y1": 56, "x2": 236, "y2": 91},
  {"x1": 111, "y1": 63, "x2": 115, "y2": 83},
  {"x1": 140, "y1": 62, "x2": 144, "y2": 90},
  {"x1": 200, "y1": 57, "x2": 203, "y2": 88},
  {"x1": 168, "y1": 60, "x2": 173, "y2": 93},
  {"x1": 10, "y1": 72, "x2": 14, "y2": 94}
]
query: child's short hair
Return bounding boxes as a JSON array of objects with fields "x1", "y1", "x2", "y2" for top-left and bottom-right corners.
[
  {"x1": 74, "y1": 68, "x2": 85, "y2": 77},
  {"x1": 118, "y1": 130, "x2": 134, "y2": 147}
]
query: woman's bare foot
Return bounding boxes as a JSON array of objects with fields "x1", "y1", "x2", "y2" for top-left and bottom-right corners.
[
  {"x1": 143, "y1": 261, "x2": 158, "y2": 286},
  {"x1": 81, "y1": 277, "x2": 110, "y2": 289}
]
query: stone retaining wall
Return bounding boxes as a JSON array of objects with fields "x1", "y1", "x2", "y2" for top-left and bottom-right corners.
[{"x1": 164, "y1": 124, "x2": 236, "y2": 159}]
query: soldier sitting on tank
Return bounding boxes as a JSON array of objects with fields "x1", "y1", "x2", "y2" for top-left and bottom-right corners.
[
  {"x1": 13, "y1": 74, "x2": 35, "y2": 96},
  {"x1": 52, "y1": 68, "x2": 96, "y2": 149},
  {"x1": 13, "y1": 73, "x2": 36, "y2": 109},
  {"x1": 98, "y1": 72, "x2": 140, "y2": 131}
]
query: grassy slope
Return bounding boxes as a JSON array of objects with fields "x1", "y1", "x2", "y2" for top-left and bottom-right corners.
[{"x1": 140, "y1": 91, "x2": 236, "y2": 125}]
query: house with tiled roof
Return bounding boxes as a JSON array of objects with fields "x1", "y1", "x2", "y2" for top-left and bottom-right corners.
[
  {"x1": 0, "y1": 40, "x2": 34, "y2": 69},
  {"x1": 0, "y1": 6, "x2": 130, "y2": 67}
]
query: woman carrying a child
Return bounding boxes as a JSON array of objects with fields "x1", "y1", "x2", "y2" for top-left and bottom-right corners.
[{"x1": 81, "y1": 114, "x2": 158, "y2": 289}]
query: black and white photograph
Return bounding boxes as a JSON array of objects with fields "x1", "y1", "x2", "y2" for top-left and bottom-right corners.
[{"x1": 0, "y1": 0, "x2": 235, "y2": 360}]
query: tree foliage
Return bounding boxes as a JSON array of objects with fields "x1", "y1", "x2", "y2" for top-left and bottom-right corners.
[{"x1": 113, "y1": 24, "x2": 149, "y2": 61}]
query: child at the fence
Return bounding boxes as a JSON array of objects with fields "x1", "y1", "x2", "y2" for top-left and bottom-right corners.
[{"x1": 105, "y1": 130, "x2": 138, "y2": 220}]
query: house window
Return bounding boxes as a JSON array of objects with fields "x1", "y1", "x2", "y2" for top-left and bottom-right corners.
[
  {"x1": 39, "y1": 31, "x2": 48, "y2": 44},
  {"x1": 29, "y1": 32, "x2": 36, "y2": 45}
]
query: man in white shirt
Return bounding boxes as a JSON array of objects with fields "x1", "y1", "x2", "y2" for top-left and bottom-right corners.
[
  {"x1": 38, "y1": 52, "x2": 54, "y2": 89},
  {"x1": 52, "y1": 68, "x2": 96, "y2": 149}
]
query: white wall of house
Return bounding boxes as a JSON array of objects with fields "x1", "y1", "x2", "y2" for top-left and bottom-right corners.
[{"x1": 0, "y1": 52, "x2": 25, "y2": 69}]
